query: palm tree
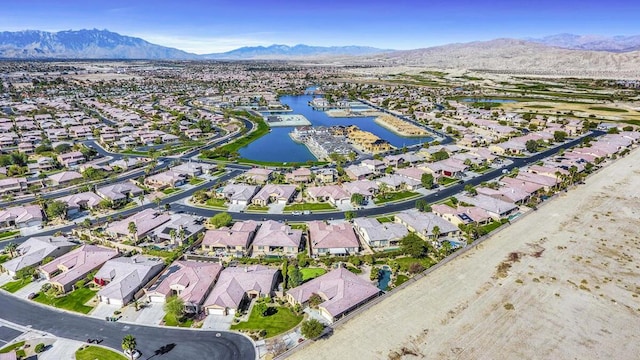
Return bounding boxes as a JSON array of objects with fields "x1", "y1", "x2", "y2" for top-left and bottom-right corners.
[
  {"x1": 128, "y1": 222, "x2": 137, "y2": 242},
  {"x1": 5, "y1": 242, "x2": 18, "y2": 258},
  {"x1": 432, "y1": 225, "x2": 441, "y2": 241},
  {"x1": 177, "y1": 226, "x2": 186, "y2": 245},
  {"x1": 169, "y1": 229, "x2": 176, "y2": 244},
  {"x1": 122, "y1": 334, "x2": 137, "y2": 360}
]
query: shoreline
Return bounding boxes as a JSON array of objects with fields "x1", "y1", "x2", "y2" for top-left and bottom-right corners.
[{"x1": 373, "y1": 115, "x2": 430, "y2": 138}]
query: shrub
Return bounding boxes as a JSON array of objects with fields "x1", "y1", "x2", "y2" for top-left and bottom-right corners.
[
  {"x1": 300, "y1": 319, "x2": 324, "y2": 339},
  {"x1": 35, "y1": 343, "x2": 46, "y2": 353}
]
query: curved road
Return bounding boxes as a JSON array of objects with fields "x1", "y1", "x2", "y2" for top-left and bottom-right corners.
[{"x1": 0, "y1": 292, "x2": 255, "y2": 360}]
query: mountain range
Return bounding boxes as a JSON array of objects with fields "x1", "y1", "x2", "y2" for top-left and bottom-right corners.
[{"x1": 528, "y1": 33, "x2": 640, "y2": 52}]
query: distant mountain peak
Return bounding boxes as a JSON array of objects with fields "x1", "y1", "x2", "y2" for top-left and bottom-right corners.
[
  {"x1": 202, "y1": 43, "x2": 391, "y2": 59},
  {"x1": 528, "y1": 33, "x2": 640, "y2": 52}
]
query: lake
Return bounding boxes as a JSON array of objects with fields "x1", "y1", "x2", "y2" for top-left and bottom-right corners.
[{"x1": 238, "y1": 94, "x2": 432, "y2": 162}]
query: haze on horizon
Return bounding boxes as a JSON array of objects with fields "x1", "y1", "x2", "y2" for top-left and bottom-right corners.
[{"x1": 1, "y1": 0, "x2": 638, "y2": 54}]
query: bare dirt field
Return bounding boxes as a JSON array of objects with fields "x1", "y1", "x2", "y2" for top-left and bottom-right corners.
[{"x1": 291, "y1": 148, "x2": 640, "y2": 360}]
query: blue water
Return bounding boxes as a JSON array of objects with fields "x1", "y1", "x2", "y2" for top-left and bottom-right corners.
[
  {"x1": 461, "y1": 98, "x2": 518, "y2": 103},
  {"x1": 377, "y1": 267, "x2": 392, "y2": 291},
  {"x1": 238, "y1": 94, "x2": 432, "y2": 162}
]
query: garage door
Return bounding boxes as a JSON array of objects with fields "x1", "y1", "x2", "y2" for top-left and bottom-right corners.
[
  {"x1": 207, "y1": 307, "x2": 225, "y2": 316},
  {"x1": 148, "y1": 295, "x2": 165, "y2": 303}
]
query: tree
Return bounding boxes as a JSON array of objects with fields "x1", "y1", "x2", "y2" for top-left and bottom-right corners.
[
  {"x1": 54, "y1": 143, "x2": 72, "y2": 154},
  {"x1": 287, "y1": 265, "x2": 303, "y2": 288},
  {"x1": 164, "y1": 295, "x2": 185, "y2": 320},
  {"x1": 464, "y1": 184, "x2": 477, "y2": 196},
  {"x1": 421, "y1": 173, "x2": 434, "y2": 189},
  {"x1": 308, "y1": 293, "x2": 323, "y2": 308},
  {"x1": 400, "y1": 233, "x2": 428, "y2": 258},
  {"x1": 344, "y1": 211, "x2": 356, "y2": 221},
  {"x1": 370, "y1": 267, "x2": 381, "y2": 281},
  {"x1": 35, "y1": 343, "x2": 46, "y2": 353},
  {"x1": 432, "y1": 225, "x2": 441, "y2": 240},
  {"x1": 553, "y1": 130, "x2": 567, "y2": 143},
  {"x1": 301, "y1": 319, "x2": 324, "y2": 339},
  {"x1": 122, "y1": 334, "x2": 137, "y2": 360},
  {"x1": 431, "y1": 150, "x2": 449, "y2": 161},
  {"x1": 210, "y1": 212, "x2": 233, "y2": 228},
  {"x1": 169, "y1": 229, "x2": 176, "y2": 244},
  {"x1": 5, "y1": 242, "x2": 18, "y2": 258},
  {"x1": 255, "y1": 301, "x2": 269, "y2": 317},
  {"x1": 128, "y1": 222, "x2": 137, "y2": 241},
  {"x1": 525, "y1": 139, "x2": 538, "y2": 153},
  {"x1": 350, "y1": 193, "x2": 365, "y2": 206},
  {"x1": 45, "y1": 200, "x2": 68, "y2": 220}
]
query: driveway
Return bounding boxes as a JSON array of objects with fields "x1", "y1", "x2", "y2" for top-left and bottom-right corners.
[
  {"x1": 128, "y1": 301, "x2": 166, "y2": 325},
  {"x1": 202, "y1": 313, "x2": 234, "y2": 331}
]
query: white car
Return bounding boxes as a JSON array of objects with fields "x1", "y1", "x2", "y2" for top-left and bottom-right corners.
[
  {"x1": 292, "y1": 211, "x2": 302, "y2": 216},
  {"x1": 124, "y1": 349, "x2": 141, "y2": 359}
]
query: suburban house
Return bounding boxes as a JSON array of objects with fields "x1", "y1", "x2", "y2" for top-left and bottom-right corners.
[
  {"x1": 47, "y1": 171, "x2": 82, "y2": 186},
  {"x1": 220, "y1": 184, "x2": 259, "y2": 205},
  {"x1": 146, "y1": 260, "x2": 223, "y2": 314},
  {"x1": 144, "y1": 170, "x2": 186, "y2": 190},
  {"x1": 244, "y1": 168, "x2": 273, "y2": 184},
  {"x1": 286, "y1": 267, "x2": 380, "y2": 323},
  {"x1": 431, "y1": 204, "x2": 492, "y2": 226},
  {"x1": 455, "y1": 194, "x2": 518, "y2": 220},
  {"x1": 105, "y1": 208, "x2": 171, "y2": 242},
  {"x1": 251, "y1": 220, "x2": 302, "y2": 257},
  {"x1": 476, "y1": 185, "x2": 531, "y2": 204},
  {"x1": 40, "y1": 245, "x2": 119, "y2": 293},
  {"x1": 342, "y1": 180, "x2": 379, "y2": 202},
  {"x1": 306, "y1": 185, "x2": 351, "y2": 206},
  {"x1": 149, "y1": 213, "x2": 205, "y2": 245},
  {"x1": 57, "y1": 151, "x2": 86, "y2": 168},
  {"x1": 96, "y1": 181, "x2": 144, "y2": 204},
  {"x1": 286, "y1": 168, "x2": 313, "y2": 183},
  {"x1": 201, "y1": 220, "x2": 259, "y2": 257},
  {"x1": 0, "y1": 205, "x2": 43, "y2": 229},
  {"x1": 352, "y1": 217, "x2": 408, "y2": 249},
  {"x1": 0, "y1": 177, "x2": 27, "y2": 195},
  {"x1": 361, "y1": 159, "x2": 386, "y2": 173},
  {"x1": 314, "y1": 168, "x2": 337, "y2": 183},
  {"x1": 57, "y1": 192, "x2": 104, "y2": 215},
  {"x1": 376, "y1": 174, "x2": 421, "y2": 191},
  {"x1": 1, "y1": 236, "x2": 76, "y2": 277},
  {"x1": 251, "y1": 184, "x2": 297, "y2": 206},
  {"x1": 172, "y1": 162, "x2": 214, "y2": 178},
  {"x1": 309, "y1": 221, "x2": 360, "y2": 256},
  {"x1": 344, "y1": 165, "x2": 373, "y2": 181},
  {"x1": 395, "y1": 209, "x2": 460, "y2": 241},
  {"x1": 203, "y1": 265, "x2": 278, "y2": 316},
  {"x1": 94, "y1": 255, "x2": 165, "y2": 306}
]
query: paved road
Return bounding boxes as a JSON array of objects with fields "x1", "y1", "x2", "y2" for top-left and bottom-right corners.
[{"x1": 0, "y1": 292, "x2": 255, "y2": 360}]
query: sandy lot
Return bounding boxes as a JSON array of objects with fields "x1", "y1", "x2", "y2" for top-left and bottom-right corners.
[{"x1": 291, "y1": 148, "x2": 640, "y2": 360}]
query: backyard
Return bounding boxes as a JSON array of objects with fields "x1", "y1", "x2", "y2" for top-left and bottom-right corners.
[
  {"x1": 231, "y1": 305, "x2": 303, "y2": 338},
  {"x1": 32, "y1": 287, "x2": 96, "y2": 314},
  {"x1": 300, "y1": 267, "x2": 326, "y2": 282}
]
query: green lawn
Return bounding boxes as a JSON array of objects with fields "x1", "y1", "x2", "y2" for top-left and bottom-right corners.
[
  {"x1": 163, "y1": 313, "x2": 194, "y2": 327},
  {"x1": 376, "y1": 216, "x2": 395, "y2": 223},
  {"x1": 437, "y1": 177, "x2": 460, "y2": 186},
  {"x1": 162, "y1": 188, "x2": 179, "y2": 195},
  {"x1": 32, "y1": 287, "x2": 96, "y2": 314},
  {"x1": 0, "y1": 230, "x2": 20, "y2": 240},
  {"x1": 300, "y1": 267, "x2": 326, "y2": 282},
  {"x1": 284, "y1": 203, "x2": 335, "y2": 212},
  {"x1": 1, "y1": 278, "x2": 32, "y2": 293},
  {"x1": 394, "y1": 274, "x2": 409, "y2": 287},
  {"x1": 0, "y1": 254, "x2": 9, "y2": 264},
  {"x1": 480, "y1": 220, "x2": 506, "y2": 234},
  {"x1": 395, "y1": 257, "x2": 436, "y2": 273},
  {"x1": 205, "y1": 198, "x2": 227, "y2": 208},
  {"x1": 231, "y1": 305, "x2": 303, "y2": 338},
  {"x1": 374, "y1": 191, "x2": 420, "y2": 204},
  {"x1": 246, "y1": 205, "x2": 269, "y2": 212},
  {"x1": 588, "y1": 106, "x2": 628, "y2": 113},
  {"x1": 189, "y1": 177, "x2": 205, "y2": 185},
  {"x1": 0, "y1": 341, "x2": 25, "y2": 353},
  {"x1": 75, "y1": 345, "x2": 127, "y2": 360}
]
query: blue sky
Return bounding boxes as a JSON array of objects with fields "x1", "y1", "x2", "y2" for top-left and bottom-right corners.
[{"x1": 1, "y1": 0, "x2": 639, "y2": 53}]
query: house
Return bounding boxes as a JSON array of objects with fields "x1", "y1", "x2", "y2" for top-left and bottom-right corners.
[
  {"x1": 344, "y1": 165, "x2": 373, "y2": 180},
  {"x1": 144, "y1": 170, "x2": 186, "y2": 190},
  {"x1": 395, "y1": 209, "x2": 460, "y2": 241},
  {"x1": 252, "y1": 184, "x2": 297, "y2": 206},
  {"x1": 352, "y1": 217, "x2": 408, "y2": 249},
  {"x1": 286, "y1": 168, "x2": 313, "y2": 183},
  {"x1": 57, "y1": 192, "x2": 103, "y2": 215},
  {"x1": 432, "y1": 204, "x2": 492, "y2": 226},
  {"x1": 0, "y1": 177, "x2": 27, "y2": 195},
  {"x1": 0, "y1": 205, "x2": 43, "y2": 229},
  {"x1": 96, "y1": 182, "x2": 144, "y2": 203},
  {"x1": 105, "y1": 208, "x2": 171, "y2": 242},
  {"x1": 244, "y1": 168, "x2": 273, "y2": 184},
  {"x1": 202, "y1": 220, "x2": 259, "y2": 257},
  {"x1": 57, "y1": 151, "x2": 85, "y2": 168},
  {"x1": 149, "y1": 213, "x2": 205, "y2": 245},
  {"x1": 361, "y1": 159, "x2": 386, "y2": 173},
  {"x1": 252, "y1": 220, "x2": 302, "y2": 257},
  {"x1": 146, "y1": 260, "x2": 222, "y2": 313},
  {"x1": 306, "y1": 185, "x2": 351, "y2": 206},
  {"x1": 376, "y1": 174, "x2": 421, "y2": 191},
  {"x1": 220, "y1": 184, "x2": 259, "y2": 205},
  {"x1": 456, "y1": 194, "x2": 518, "y2": 220},
  {"x1": 203, "y1": 265, "x2": 278, "y2": 316},
  {"x1": 421, "y1": 158, "x2": 468, "y2": 178},
  {"x1": 309, "y1": 221, "x2": 360, "y2": 256},
  {"x1": 40, "y1": 245, "x2": 119, "y2": 293},
  {"x1": 286, "y1": 267, "x2": 379, "y2": 323},
  {"x1": 48, "y1": 171, "x2": 82, "y2": 186},
  {"x1": 94, "y1": 255, "x2": 165, "y2": 306},
  {"x1": 314, "y1": 168, "x2": 337, "y2": 183},
  {"x1": 1, "y1": 236, "x2": 76, "y2": 277},
  {"x1": 172, "y1": 162, "x2": 215, "y2": 178}
]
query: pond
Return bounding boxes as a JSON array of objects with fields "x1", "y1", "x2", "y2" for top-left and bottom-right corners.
[{"x1": 377, "y1": 266, "x2": 392, "y2": 291}]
